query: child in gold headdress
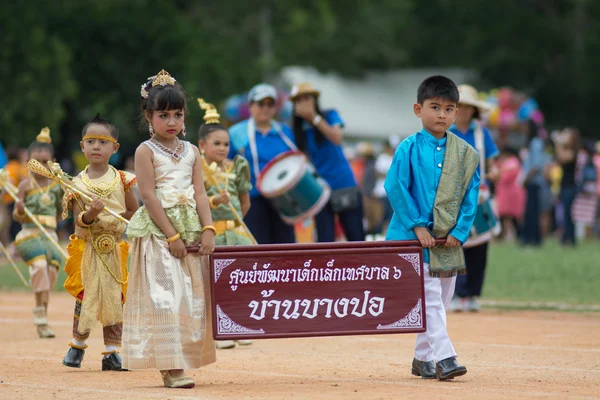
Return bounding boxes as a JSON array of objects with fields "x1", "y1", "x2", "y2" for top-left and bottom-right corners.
[
  {"x1": 198, "y1": 98, "x2": 255, "y2": 350},
  {"x1": 61, "y1": 114, "x2": 138, "y2": 371},
  {"x1": 13, "y1": 128, "x2": 65, "y2": 339}
]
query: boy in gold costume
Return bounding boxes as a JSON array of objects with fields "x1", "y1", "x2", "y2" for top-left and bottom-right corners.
[{"x1": 62, "y1": 115, "x2": 138, "y2": 371}]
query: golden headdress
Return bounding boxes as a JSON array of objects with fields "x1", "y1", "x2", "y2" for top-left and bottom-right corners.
[
  {"x1": 198, "y1": 98, "x2": 221, "y2": 125},
  {"x1": 141, "y1": 69, "x2": 176, "y2": 98},
  {"x1": 151, "y1": 69, "x2": 176, "y2": 87},
  {"x1": 36, "y1": 127, "x2": 52, "y2": 144}
]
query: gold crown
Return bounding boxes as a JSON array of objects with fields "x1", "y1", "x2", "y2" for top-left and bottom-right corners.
[
  {"x1": 197, "y1": 98, "x2": 221, "y2": 124},
  {"x1": 151, "y1": 69, "x2": 176, "y2": 87},
  {"x1": 36, "y1": 127, "x2": 52, "y2": 144}
]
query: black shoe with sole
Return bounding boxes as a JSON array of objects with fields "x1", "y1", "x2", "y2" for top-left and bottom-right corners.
[
  {"x1": 102, "y1": 352, "x2": 126, "y2": 371},
  {"x1": 436, "y1": 357, "x2": 467, "y2": 380},
  {"x1": 62, "y1": 347, "x2": 85, "y2": 368},
  {"x1": 411, "y1": 358, "x2": 436, "y2": 379}
]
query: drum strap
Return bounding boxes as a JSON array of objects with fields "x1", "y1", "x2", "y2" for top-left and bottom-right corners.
[
  {"x1": 247, "y1": 118, "x2": 297, "y2": 177},
  {"x1": 474, "y1": 122, "x2": 490, "y2": 200}
]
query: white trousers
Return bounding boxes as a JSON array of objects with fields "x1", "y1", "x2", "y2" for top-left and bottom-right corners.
[{"x1": 414, "y1": 262, "x2": 457, "y2": 362}]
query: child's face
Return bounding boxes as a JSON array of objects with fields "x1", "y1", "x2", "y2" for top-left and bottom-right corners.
[
  {"x1": 80, "y1": 124, "x2": 119, "y2": 165},
  {"x1": 148, "y1": 109, "x2": 184, "y2": 140},
  {"x1": 199, "y1": 129, "x2": 230, "y2": 163},
  {"x1": 414, "y1": 98, "x2": 458, "y2": 136},
  {"x1": 29, "y1": 149, "x2": 53, "y2": 168}
]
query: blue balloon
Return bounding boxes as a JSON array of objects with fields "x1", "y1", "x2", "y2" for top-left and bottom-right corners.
[
  {"x1": 224, "y1": 94, "x2": 245, "y2": 122},
  {"x1": 517, "y1": 98, "x2": 538, "y2": 121}
]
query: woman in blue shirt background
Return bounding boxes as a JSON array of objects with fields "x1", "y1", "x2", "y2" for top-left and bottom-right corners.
[
  {"x1": 449, "y1": 84, "x2": 500, "y2": 312},
  {"x1": 290, "y1": 83, "x2": 365, "y2": 242},
  {"x1": 228, "y1": 83, "x2": 297, "y2": 244}
]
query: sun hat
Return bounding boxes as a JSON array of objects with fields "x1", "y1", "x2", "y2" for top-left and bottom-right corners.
[
  {"x1": 289, "y1": 82, "x2": 320, "y2": 101},
  {"x1": 457, "y1": 84, "x2": 492, "y2": 114}
]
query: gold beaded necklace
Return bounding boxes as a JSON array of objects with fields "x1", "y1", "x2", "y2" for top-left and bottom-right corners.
[{"x1": 81, "y1": 165, "x2": 120, "y2": 198}]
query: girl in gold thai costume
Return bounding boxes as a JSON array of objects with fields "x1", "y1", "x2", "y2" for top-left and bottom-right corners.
[
  {"x1": 122, "y1": 70, "x2": 216, "y2": 389},
  {"x1": 61, "y1": 115, "x2": 138, "y2": 371},
  {"x1": 12, "y1": 128, "x2": 65, "y2": 339},
  {"x1": 197, "y1": 99, "x2": 255, "y2": 350}
]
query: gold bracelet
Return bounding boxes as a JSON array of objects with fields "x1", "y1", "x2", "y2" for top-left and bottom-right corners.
[
  {"x1": 166, "y1": 232, "x2": 181, "y2": 243},
  {"x1": 77, "y1": 211, "x2": 94, "y2": 228},
  {"x1": 209, "y1": 196, "x2": 217, "y2": 209},
  {"x1": 201, "y1": 225, "x2": 216, "y2": 235}
]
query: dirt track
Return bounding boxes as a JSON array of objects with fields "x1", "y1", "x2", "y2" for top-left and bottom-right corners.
[{"x1": 0, "y1": 291, "x2": 599, "y2": 400}]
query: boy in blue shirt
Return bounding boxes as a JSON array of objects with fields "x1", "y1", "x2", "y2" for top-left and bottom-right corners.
[{"x1": 385, "y1": 76, "x2": 480, "y2": 380}]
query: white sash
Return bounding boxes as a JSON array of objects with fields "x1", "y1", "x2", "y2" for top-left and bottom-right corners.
[{"x1": 247, "y1": 118, "x2": 297, "y2": 178}]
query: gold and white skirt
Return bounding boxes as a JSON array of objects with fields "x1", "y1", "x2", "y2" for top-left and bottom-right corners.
[{"x1": 122, "y1": 235, "x2": 216, "y2": 370}]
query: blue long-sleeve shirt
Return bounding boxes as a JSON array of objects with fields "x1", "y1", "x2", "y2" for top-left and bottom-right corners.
[{"x1": 384, "y1": 129, "x2": 480, "y2": 262}]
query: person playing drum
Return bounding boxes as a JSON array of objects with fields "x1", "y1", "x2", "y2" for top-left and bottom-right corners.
[
  {"x1": 290, "y1": 83, "x2": 365, "y2": 242},
  {"x1": 449, "y1": 84, "x2": 500, "y2": 313},
  {"x1": 229, "y1": 84, "x2": 297, "y2": 244}
]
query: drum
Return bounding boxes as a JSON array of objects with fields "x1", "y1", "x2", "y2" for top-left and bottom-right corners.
[{"x1": 257, "y1": 151, "x2": 331, "y2": 225}]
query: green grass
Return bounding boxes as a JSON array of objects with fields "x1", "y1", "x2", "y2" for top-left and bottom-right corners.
[
  {"x1": 1, "y1": 239, "x2": 599, "y2": 305},
  {"x1": 0, "y1": 261, "x2": 68, "y2": 292},
  {"x1": 484, "y1": 239, "x2": 600, "y2": 305}
]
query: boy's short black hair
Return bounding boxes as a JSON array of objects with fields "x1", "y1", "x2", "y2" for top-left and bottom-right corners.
[
  {"x1": 82, "y1": 113, "x2": 119, "y2": 140},
  {"x1": 417, "y1": 75, "x2": 460, "y2": 105}
]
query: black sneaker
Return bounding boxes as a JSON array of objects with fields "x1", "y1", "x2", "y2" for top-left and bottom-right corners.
[
  {"x1": 102, "y1": 352, "x2": 126, "y2": 371},
  {"x1": 63, "y1": 347, "x2": 85, "y2": 368}
]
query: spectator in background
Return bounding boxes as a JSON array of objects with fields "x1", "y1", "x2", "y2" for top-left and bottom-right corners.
[
  {"x1": 2, "y1": 147, "x2": 27, "y2": 241},
  {"x1": 595, "y1": 141, "x2": 600, "y2": 236},
  {"x1": 291, "y1": 82, "x2": 364, "y2": 242},
  {"x1": 358, "y1": 143, "x2": 382, "y2": 238},
  {"x1": 540, "y1": 138, "x2": 557, "y2": 238},
  {"x1": 229, "y1": 83, "x2": 297, "y2": 244},
  {"x1": 449, "y1": 84, "x2": 499, "y2": 313},
  {"x1": 0, "y1": 141, "x2": 7, "y2": 168},
  {"x1": 572, "y1": 141, "x2": 598, "y2": 239},
  {"x1": 555, "y1": 128, "x2": 580, "y2": 246},
  {"x1": 495, "y1": 147, "x2": 525, "y2": 241},
  {"x1": 520, "y1": 120, "x2": 550, "y2": 246},
  {"x1": 374, "y1": 137, "x2": 399, "y2": 236}
]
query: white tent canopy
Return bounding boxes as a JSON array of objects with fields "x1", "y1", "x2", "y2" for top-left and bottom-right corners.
[{"x1": 278, "y1": 66, "x2": 475, "y2": 140}]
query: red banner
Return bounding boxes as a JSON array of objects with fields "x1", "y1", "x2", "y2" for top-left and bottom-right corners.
[{"x1": 210, "y1": 241, "x2": 426, "y2": 340}]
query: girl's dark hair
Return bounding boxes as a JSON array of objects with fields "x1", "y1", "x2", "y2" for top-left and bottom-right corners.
[
  {"x1": 293, "y1": 95, "x2": 325, "y2": 152},
  {"x1": 199, "y1": 123, "x2": 228, "y2": 141},
  {"x1": 28, "y1": 141, "x2": 54, "y2": 157},
  {"x1": 501, "y1": 146, "x2": 521, "y2": 161},
  {"x1": 82, "y1": 113, "x2": 119, "y2": 139},
  {"x1": 140, "y1": 78, "x2": 187, "y2": 124}
]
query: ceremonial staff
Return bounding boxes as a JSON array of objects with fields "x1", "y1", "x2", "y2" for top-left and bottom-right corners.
[{"x1": 27, "y1": 160, "x2": 129, "y2": 225}]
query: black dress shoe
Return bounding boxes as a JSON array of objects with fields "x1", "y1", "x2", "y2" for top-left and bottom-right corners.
[
  {"x1": 411, "y1": 358, "x2": 436, "y2": 379},
  {"x1": 63, "y1": 347, "x2": 85, "y2": 368},
  {"x1": 102, "y1": 352, "x2": 126, "y2": 371},
  {"x1": 436, "y1": 357, "x2": 467, "y2": 380}
]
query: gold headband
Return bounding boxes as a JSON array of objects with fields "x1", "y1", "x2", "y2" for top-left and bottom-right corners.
[
  {"x1": 197, "y1": 98, "x2": 220, "y2": 124},
  {"x1": 82, "y1": 134, "x2": 118, "y2": 144},
  {"x1": 36, "y1": 127, "x2": 52, "y2": 144}
]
